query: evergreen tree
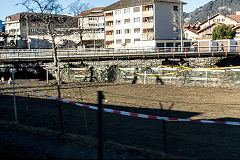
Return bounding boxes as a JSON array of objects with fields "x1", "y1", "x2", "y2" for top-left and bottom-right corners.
[{"x1": 212, "y1": 24, "x2": 236, "y2": 40}]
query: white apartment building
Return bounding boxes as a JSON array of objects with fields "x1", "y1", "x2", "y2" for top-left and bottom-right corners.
[
  {"x1": 78, "y1": 7, "x2": 105, "y2": 48},
  {"x1": 104, "y1": 0, "x2": 186, "y2": 49}
]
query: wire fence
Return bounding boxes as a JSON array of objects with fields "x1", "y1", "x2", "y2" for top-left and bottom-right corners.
[{"x1": 1, "y1": 76, "x2": 240, "y2": 159}]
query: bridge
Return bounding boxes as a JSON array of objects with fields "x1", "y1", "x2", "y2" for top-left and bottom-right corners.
[{"x1": 0, "y1": 46, "x2": 240, "y2": 63}]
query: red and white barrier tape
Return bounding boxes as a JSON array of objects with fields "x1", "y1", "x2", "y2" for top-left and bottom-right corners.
[{"x1": 26, "y1": 88, "x2": 240, "y2": 126}]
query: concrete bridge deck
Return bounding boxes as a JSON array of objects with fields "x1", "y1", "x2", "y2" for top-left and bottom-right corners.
[{"x1": 0, "y1": 46, "x2": 240, "y2": 63}]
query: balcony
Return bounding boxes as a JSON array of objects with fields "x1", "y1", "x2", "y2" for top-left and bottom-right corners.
[
  {"x1": 142, "y1": 10, "x2": 154, "y2": 17},
  {"x1": 105, "y1": 25, "x2": 114, "y2": 31},
  {"x1": 142, "y1": 22, "x2": 154, "y2": 29},
  {"x1": 142, "y1": 33, "x2": 154, "y2": 40},
  {"x1": 106, "y1": 35, "x2": 114, "y2": 40},
  {"x1": 105, "y1": 16, "x2": 114, "y2": 21}
]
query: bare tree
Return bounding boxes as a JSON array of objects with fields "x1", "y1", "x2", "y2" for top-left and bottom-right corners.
[
  {"x1": 68, "y1": 0, "x2": 90, "y2": 48},
  {"x1": 18, "y1": 0, "x2": 77, "y2": 84},
  {"x1": 18, "y1": 0, "x2": 78, "y2": 132}
]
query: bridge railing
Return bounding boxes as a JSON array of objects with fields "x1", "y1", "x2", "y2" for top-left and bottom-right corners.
[{"x1": 1, "y1": 45, "x2": 240, "y2": 60}]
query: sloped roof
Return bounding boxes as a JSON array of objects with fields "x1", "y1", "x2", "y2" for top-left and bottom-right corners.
[
  {"x1": 79, "y1": 7, "x2": 104, "y2": 16},
  {"x1": 184, "y1": 28, "x2": 199, "y2": 34},
  {"x1": 225, "y1": 15, "x2": 240, "y2": 23},
  {"x1": 201, "y1": 13, "x2": 240, "y2": 26},
  {"x1": 197, "y1": 23, "x2": 222, "y2": 33},
  {"x1": 5, "y1": 13, "x2": 21, "y2": 21},
  {"x1": 104, "y1": 0, "x2": 186, "y2": 11}
]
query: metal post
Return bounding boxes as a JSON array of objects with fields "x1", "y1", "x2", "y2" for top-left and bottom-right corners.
[
  {"x1": 199, "y1": 47, "x2": 201, "y2": 57},
  {"x1": 113, "y1": 50, "x2": 114, "y2": 60},
  {"x1": 173, "y1": 48, "x2": 175, "y2": 58},
  {"x1": 158, "y1": 48, "x2": 160, "y2": 58},
  {"x1": 12, "y1": 69, "x2": 18, "y2": 123},
  {"x1": 46, "y1": 69, "x2": 49, "y2": 84},
  {"x1": 57, "y1": 84, "x2": 65, "y2": 133},
  {"x1": 212, "y1": 47, "x2": 214, "y2": 57},
  {"x1": 225, "y1": 47, "x2": 228, "y2": 57},
  {"x1": 144, "y1": 71, "x2": 147, "y2": 85},
  {"x1": 98, "y1": 91, "x2": 105, "y2": 160},
  {"x1": 160, "y1": 103, "x2": 168, "y2": 155},
  {"x1": 162, "y1": 117, "x2": 167, "y2": 154}
]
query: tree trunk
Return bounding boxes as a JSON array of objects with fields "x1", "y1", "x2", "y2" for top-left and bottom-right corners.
[{"x1": 47, "y1": 23, "x2": 60, "y2": 84}]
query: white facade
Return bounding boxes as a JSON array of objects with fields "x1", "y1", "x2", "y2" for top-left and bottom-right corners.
[
  {"x1": 105, "y1": 1, "x2": 183, "y2": 49},
  {"x1": 200, "y1": 14, "x2": 239, "y2": 30},
  {"x1": 112, "y1": 5, "x2": 144, "y2": 48},
  {"x1": 184, "y1": 29, "x2": 199, "y2": 41}
]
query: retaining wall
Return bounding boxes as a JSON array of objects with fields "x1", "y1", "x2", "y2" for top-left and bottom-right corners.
[{"x1": 42, "y1": 58, "x2": 240, "y2": 88}]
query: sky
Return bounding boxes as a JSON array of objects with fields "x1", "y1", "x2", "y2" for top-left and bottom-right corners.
[{"x1": 0, "y1": 0, "x2": 212, "y2": 21}]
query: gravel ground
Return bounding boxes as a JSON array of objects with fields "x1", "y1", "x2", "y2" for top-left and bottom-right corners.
[{"x1": 1, "y1": 79, "x2": 240, "y2": 159}]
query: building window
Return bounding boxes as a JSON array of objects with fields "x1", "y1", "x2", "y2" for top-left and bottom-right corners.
[
  {"x1": 116, "y1": 39, "x2": 122, "y2": 44},
  {"x1": 124, "y1": 19, "x2": 131, "y2": 24},
  {"x1": 143, "y1": 28, "x2": 154, "y2": 33},
  {"x1": 143, "y1": 17, "x2": 153, "y2": 22},
  {"x1": 134, "y1": 39, "x2": 140, "y2": 43},
  {"x1": 134, "y1": 17, "x2": 140, "y2": 23},
  {"x1": 125, "y1": 39, "x2": 131, "y2": 44},
  {"x1": 107, "y1": 21, "x2": 113, "y2": 26},
  {"x1": 174, "y1": 6, "x2": 178, "y2": 11},
  {"x1": 125, "y1": 29, "x2": 131, "y2": 34},
  {"x1": 134, "y1": 28, "x2": 140, "y2": 33},
  {"x1": 116, "y1": 30, "x2": 121, "y2": 34},
  {"x1": 144, "y1": 5, "x2": 153, "y2": 11},
  {"x1": 134, "y1": 7, "x2": 140, "y2": 12},
  {"x1": 222, "y1": 18, "x2": 225, "y2": 22},
  {"x1": 124, "y1": 8, "x2": 130, "y2": 14},
  {"x1": 116, "y1": 20, "x2": 121, "y2": 25},
  {"x1": 115, "y1": 10, "x2": 121, "y2": 15}
]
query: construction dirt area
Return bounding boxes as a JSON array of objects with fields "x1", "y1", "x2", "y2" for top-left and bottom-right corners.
[{"x1": 1, "y1": 79, "x2": 240, "y2": 159}]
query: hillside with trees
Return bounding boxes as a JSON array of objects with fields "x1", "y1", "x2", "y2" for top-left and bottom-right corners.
[{"x1": 185, "y1": 0, "x2": 240, "y2": 24}]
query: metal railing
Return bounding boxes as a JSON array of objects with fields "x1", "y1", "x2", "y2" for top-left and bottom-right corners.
[{"x1": 0, "y1": 46, "x2": 240, "y2": 61}]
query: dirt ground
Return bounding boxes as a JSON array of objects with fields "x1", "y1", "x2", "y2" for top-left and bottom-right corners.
[{"x1": 1, "y1": 79, "x2": 240, "y2": 159}]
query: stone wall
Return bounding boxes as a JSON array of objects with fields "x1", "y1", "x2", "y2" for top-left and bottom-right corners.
[{"x1": 43, "y1": 57, "x2": 240, "y2": 88}]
